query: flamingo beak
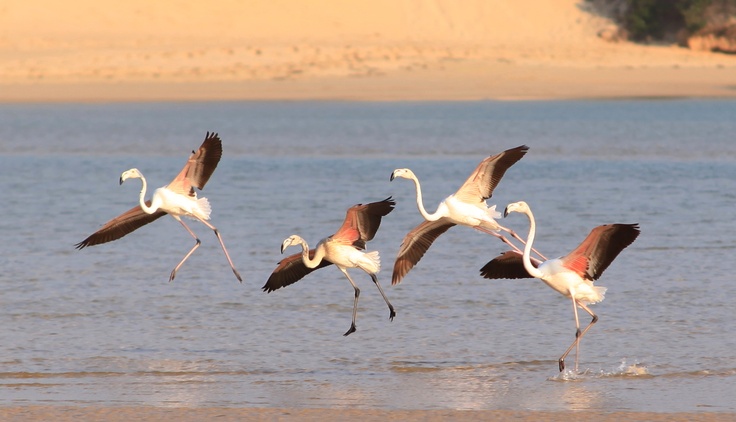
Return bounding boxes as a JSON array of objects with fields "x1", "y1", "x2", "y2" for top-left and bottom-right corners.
[
  {"x1": 503, "y1": 207, "x2": 510, "y2": 218},
  {"x1": 119, "y1": 176, "x2": 124, "y2": 185},
  {"x1": 389, "y1": 171, "x2": 396, "y2": 181}
]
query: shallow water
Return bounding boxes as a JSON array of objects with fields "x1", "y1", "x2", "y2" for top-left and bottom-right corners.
[{"x1": 1, "y1": 100, "x2": 735, "y2": 412}]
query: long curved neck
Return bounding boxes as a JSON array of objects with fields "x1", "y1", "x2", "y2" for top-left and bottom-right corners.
[
  {"x1": 521, "y1": 209, "x2": 545, "y2": 278},
  {"x1": 296, "y1": 238, "x2": 322, "y2": 269},
  {"x1": 136, "y1": 175, "x2": 157, "y2": 214},
  {"x1": 410, "y1": 175, "x2": 442, "y2": 221}
]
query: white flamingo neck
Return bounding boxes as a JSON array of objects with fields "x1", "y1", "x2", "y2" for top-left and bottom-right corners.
[
  {"x1": 136, "y1": 174, "x2": 158, "y2": 214},
  {"x1": 521, "y1": 208, "x2": 545, "y2": 279},
  {"x1": 296, "y1": 238, "x2": 321, "y2": 269},
  {"x1": 410, "y1": 175, "x2": 442, "y2": 222}
]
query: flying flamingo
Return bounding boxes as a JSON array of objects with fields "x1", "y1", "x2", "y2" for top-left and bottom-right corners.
[
  {"x1": 263, "y1": 197, "x2": 396, "y2": 336},
  {"x1": 479, "y1": 201, "x2": 639, "y2": 372},
  {"x1": 389, "y1": 145, "x2": 545, "y2": 285},
  {"x1": 76, "y1": 132, "x2": 242, "y2": 283}
]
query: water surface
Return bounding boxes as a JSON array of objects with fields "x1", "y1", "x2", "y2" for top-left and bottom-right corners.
[{"x1": 0, "y1": 100, "x2": 735, "y2": 412}]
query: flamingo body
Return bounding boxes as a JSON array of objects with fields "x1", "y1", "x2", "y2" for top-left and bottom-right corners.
[
  {"x1": 134, "y1": 183, "x2": 212, "y2": 222},
  {"x1": 324, "y1": 242, "x2": 381, "y2": 275},
  {"x1": 533, "y1": 258, "x2": 608, "y2": 304},
  {"x1": 442, "y1": 195, "x2": 503, "y2": 228}
]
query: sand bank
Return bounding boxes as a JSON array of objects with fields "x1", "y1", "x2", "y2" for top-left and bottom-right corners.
[{"x1": 2, "y1": 0, "x2": 736, "y2": 102}]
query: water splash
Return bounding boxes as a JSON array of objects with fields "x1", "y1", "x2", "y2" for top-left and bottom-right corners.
[{"x1": 549, "y1": 359, "x2": 652, "y2": 381}]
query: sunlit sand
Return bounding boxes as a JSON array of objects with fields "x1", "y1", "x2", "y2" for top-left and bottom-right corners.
[{"x1": 2, "y1": 0, "x2": 736, "y2": 102}]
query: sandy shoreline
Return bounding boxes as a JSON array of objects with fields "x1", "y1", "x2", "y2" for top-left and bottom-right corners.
[
  {"x1": 3, "y1": 0, "x2": 736, "y2": 102},
  {"x1": 1, "y1": 406, "x2": 734, "y2": 422},
  {"x1": 3, "y1": 61, "x2": 736, "y2": 103}
]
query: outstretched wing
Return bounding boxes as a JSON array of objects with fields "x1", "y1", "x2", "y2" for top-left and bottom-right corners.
[
  {"x1": 455, "y1": 145, "x2": 529, "y2": 203},
  {"x1": 334, "y1": 197, "x2": 395, "y2": 249},
  {"x1": 479, "y1": 250, "x2": 539, "y2": 280},
  {"x1": 167, "y1": 132, "x2": 223, "y2": 196},
  {"x1": 392, "y1": 218, "x2": 455, "y2": 285},
  {"x1": 76, "y1": 201, "x2": 167, "y2": 248},
  {"x1": 262, "y1": 250, "x2": 333, "y2": 292},
  {"x1": 562, "y1": 223, "x2": 640, "y2": 281}
]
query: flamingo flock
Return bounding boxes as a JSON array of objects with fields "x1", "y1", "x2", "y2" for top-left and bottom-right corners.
[{"x1": 77, "y1": 132, "x2": 639, "y2": 373}]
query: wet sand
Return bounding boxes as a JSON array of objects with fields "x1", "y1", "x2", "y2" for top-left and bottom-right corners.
[
  {"x1": 0, "y1": 407, "x2": 734, "y2": 422},
  {"x1": 2, "y1": 62, "x2": 736, "y2": 102}
]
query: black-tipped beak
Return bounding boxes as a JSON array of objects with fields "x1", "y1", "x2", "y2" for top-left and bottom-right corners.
[
  {"x1": 390, "y1": 172, "x2": 395, "y2": 181},
  {"x1": 280, "y1": 244, "x2": 286, "y2": 254},
  {"x1": 503, "y1": 207, "x2": 510, "y2": 218},
  {"x1": 119, "y1": 177, "x2": 124, "y2": 185}
]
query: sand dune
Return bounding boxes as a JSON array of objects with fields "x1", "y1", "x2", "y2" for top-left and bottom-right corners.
[{"x1": 1, "y1": 0, "x2": 735, "y2": 101}]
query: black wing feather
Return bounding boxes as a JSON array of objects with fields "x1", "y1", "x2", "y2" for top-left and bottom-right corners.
[
  {"x1": 76, "y1": 201, "x2": 167, "y2": 249},
  {"x1": 479, "y1": 250, "x2": 538, "y2": 279},
  {"x1": 262, "y1": 250, "x2": 333, "y2": 292}
]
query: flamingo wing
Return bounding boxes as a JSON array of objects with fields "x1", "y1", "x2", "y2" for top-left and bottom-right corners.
[
  {"x1": 334, "y1": 197, "x2": 395, "y2": 249},
  {"x1": 391, "y1": 218, "x2": 455, "y2": 285},
  {"x1": 167, "y1": 132, "x2": 223, "y2": 196},
  {"x1": 562, "y1": 223, "x2": 640, "y2": 280},
  {"x1": 75, "y1": 200, "x2": 167, "y2": 248},
  {"x1": 262, "y1": 250, "x2": 333, "y2": 292},
  {"x1": 455, "y1": 145, "x2": 529, "y2": 203},
  {"x1": 479, "y1": 250, "x2": 540, "y2": 279}
]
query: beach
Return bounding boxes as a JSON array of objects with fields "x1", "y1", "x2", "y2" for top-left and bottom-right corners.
[{"x1": 2, "y1": 0, "x2": 736, "y2": 102}]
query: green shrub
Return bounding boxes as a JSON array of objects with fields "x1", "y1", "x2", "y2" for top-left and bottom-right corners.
[
  {"x1": 605, "y1": 0, "x2": 735, "y2": 41},
  {"x1": 623, "y1": 0, "x2": 691, "y2": 40}
]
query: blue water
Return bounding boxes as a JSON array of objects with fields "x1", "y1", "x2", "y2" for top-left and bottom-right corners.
[{"x1": 0, "y1": 100, "x2": 735, "y2": 412}]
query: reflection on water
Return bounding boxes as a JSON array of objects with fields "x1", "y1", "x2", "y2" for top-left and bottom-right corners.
[
  {"x1": 557, "y1": 383, "x2": 605, "y2": 412},
  {"x1": 1, "y1": 101, "x2": 736, "y2": 412}
]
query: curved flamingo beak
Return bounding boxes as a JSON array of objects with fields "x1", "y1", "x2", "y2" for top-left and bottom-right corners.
[
  {"x1": 389, "y1": 171, "x2": 396, "y2": 181},
  {"x1": 280, "y1": 238, "x2": 291, "y2": 254},
  {"x1": 503, "y1": 207, "x2": 511, "y2": 218}
]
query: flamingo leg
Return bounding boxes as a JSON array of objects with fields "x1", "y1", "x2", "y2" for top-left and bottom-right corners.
[
  {"x1": 340, "y1": 268, "x2": 360, "y2": 336},
  {"x1": 474, "y1": 227, "x2": 524, "y2": 254},
  {"x1": 498, "y1": 224, "x2": 548, "y2": 261},
  {"x1": 370, "y1": 274, "x2": 396, "y2": 321},
  {"x1": 170, "y1": 217, "x2": 202, "y2": 282},
  {"x1": 559, "y1": 299, "x2": 598, "y2": 372},
  {"x1": 197, "y1": 218, "x2": 243, "y2": 282}
]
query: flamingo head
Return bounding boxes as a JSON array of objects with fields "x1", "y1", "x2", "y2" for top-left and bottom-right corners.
[
  {"x1": 281, "y1": 235, "x2": 306, "y2": 253},
  {"x1": 503, "y1": 201, "x2": 530, "y2": 218},
  {"x1": 120, "y1": 168, "x2": 143, "y2": 185},
  {"x1": 390, "y1": 168, "x2": 416, "y2": 182}
]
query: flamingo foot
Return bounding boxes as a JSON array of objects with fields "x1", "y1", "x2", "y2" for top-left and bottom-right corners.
[
  {"x1": 559, "y1": 358, "x2": 565, "y2": 372},
  {"x1": 169, "y1": 269, "x2": 177, "y2": 282},
  {"x1": 344, "y1": 323, "x2": 357, "y2": 337}
]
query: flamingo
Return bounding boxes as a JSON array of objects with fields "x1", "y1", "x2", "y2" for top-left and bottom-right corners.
[
  {"x1": 263, "y1": 197, "x2": 396, "y2": 336},
  {"x1": 76, "y1": 132, "x2": 242, "y2": 283},
  {"x1": 389, "y1": 145, "x2": 545, "y2": 285},
  {"x1": 480, "y1": 201, "x2": 639, "y2": 372}
]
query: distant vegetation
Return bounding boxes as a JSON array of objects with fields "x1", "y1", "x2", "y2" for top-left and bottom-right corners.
[{"x1": 593, "y1": 0, "x2": 736, "y2": 42}]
